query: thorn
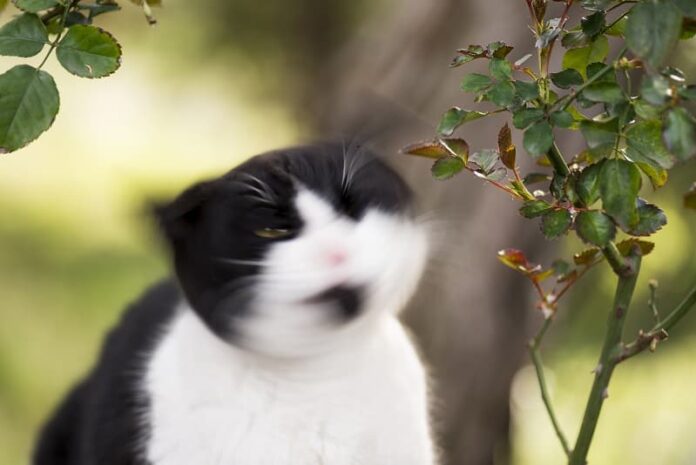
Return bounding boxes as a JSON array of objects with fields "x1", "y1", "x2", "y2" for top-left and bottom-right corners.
[
  {"x1": 601, "y1": 388, "x2": 609, "y2": 400},
  {"x1": 592, "y1": 363, "x2": 603, "y2": 376},
  {"x1": 649, "y1": 338, "x2": 658, "y2": 352}
]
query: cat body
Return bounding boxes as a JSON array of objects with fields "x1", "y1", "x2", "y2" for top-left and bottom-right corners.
[{"x1": 34, "y1": 143, "x2": 435, "y2": 465}]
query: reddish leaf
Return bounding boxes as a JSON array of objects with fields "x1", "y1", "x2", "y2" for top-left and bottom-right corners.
[{"x1": 498, "y1": 123, "x2": 516, "y2": 169}]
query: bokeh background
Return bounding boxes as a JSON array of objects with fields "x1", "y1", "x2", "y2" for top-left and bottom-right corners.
[{"x1": 1, "y1": 1, "x2": 695, "y2": 464}]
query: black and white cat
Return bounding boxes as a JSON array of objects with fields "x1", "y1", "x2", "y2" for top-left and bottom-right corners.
[{"x1": 34, "y1": 143, "x2": 435, "y2": 465}]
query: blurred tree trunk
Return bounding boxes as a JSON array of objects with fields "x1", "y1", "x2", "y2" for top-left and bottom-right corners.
[{"x1": 308, "y1": 1, "x2": 545, "y2": 464}]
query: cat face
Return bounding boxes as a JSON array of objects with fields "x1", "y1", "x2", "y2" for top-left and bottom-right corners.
[{"x1": 156, "y1": 143, "x2": 429, "y2": 358}]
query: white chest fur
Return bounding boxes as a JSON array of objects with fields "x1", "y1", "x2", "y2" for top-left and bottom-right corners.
[{"x1": 143, "y1": 306, "x2": 435, "y2": 465}]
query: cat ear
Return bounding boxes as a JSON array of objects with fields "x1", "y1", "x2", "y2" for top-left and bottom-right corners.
[{"x1": 152, "y1": 181, "x2": 214, "y2": 244}]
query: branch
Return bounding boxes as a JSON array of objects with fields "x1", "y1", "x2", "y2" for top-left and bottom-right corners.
[
  {"x1": 568, "y1": 253, "x2": 641, "y2": 465},
  {"x1": 528, "y1": 318, "x2": 572, "y2": 457},
  {"x1": 618, "y1": 283, "x2": 696, "y2": 363}
]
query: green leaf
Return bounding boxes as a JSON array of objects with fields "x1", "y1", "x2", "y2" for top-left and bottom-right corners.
[
  {"x1": 581, "y1": 11, "x2": 606, "y2": 37},
  {"x1": 498, "y1": 123, "x2": 516, "y2": 169},
  {"x1": 0, "y1": 65, "x2": 59, "y2": 152},
  {"x1": 523, "y1": 172, "x2": 551, "y2": 185},
  {"x1": 580, "y1": 118, "x2": 618, "y2": 157},
  {"x1": 56, "y1": 25, "x2": 122, "y2": 78},
  {"x1": 576, "y1": 162, "x2": 603, "y2": 205},
  {"x1": 12, "y1": 0, "x2": 57, "y2": 13},
  {"x1": 679, "y1": 85, "x2": 696, "y2": 101},
  {"x1": 576, "y1": 210, "x2": 616, "y2": 246},
  {"x1": 606, "y1": 16, "x2": 628, "y2": 37},
  {"x1": 550, "y1": 110, "x2": 574, "y2": 128},
  {"x1": 672, "y1": 0, "x2": 696, "y2": 16},
  {"x1": 513, "y1": 107, "x2": 545, "y2": 129},
  {"x1": 663, "y1": 107, "x2": 696, "y2": 160},
  {"x1": 685, "y1": 182, "x2": 696, "y2": 210},
  {"x1": 550, "y1": 68, "x2": 584, "y2": 88},
  {"x1": 524, "y1": 121, "x2": 553, "y2": 157},
  {"x1": 633, "y1": 99, "x2": 662, "y2": 120},
  {"x1": 627, "y1": 200, "x2": 667, "y2": 236},
  {"x1": 469, "y1": 149, "x2": 499, "y2": 173},
  {"x1": 616, "y1": 238, "x2": 656, "y2": 256},
  {"x1": 519, "y1": 200, "x2": 552, "y2": 218},
  {"x1": 636, "y1": 162, "x2": 668, "y2": 189},
  {"x1": 440, "y1": 138, "x2": 470, "y2": 163},
  {"x1": 460, "y1": 73, "x2": 493, "y2": 93},
  {"x1": 541, "y1": 209, "x2": 572, "y2": 239},
  {"x1": 562, "y1": 35, "x2": 609, "y2": 78},
  {"x1": 562, "y1": 30, "x2": 591, "y2": 49},
  {"x1": 574, "y1": 247, "x2": 601, "y2": 265},
  {"x1": 489, "y1": 58, "x2": 513, "y2": 81},
  {"x1": 431, "y1": 157, "x2": 465, "y2": 180},
  {"x1": 641, "y1": 75, "x2": 671, "y2": 106},
  {"x1": 600, "y1": 159, "x2": 642, "y2": 230},
  {"x1": 436, "y1": 107, "x2": 488, "y2": 136},
  {"x1": 582, "y1": 82, "x2": 626, "y2": 104},
  {"x1": 626, "y1": 0, "x2": 683, "y2": 69},
  {"x1": 486, "y1": 81, "x2": 516, "y2": 107},
  {"x1": 488, "y1": 41, "x2": 514, "y2": 59},
  {"x1": 0, "y1": 13, "x2": 47, "y2": 57},
  {"x1": 626, "y1": 120, "x2": 675, "y2": 169},
  {"x1": 513, "y1": 80, "x2": 539, "y2": 102}
]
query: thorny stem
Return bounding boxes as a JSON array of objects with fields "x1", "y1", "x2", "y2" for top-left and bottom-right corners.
[
  {"x1": 568, "y1": 253, "x2": 642, "y2": 465},
  {"x1": 546, "y1": 143, "x2": 570, "y2": 177},
  {"x1": 529, "y1": 318, "x2": 572, "y2": 457},
  {"x1": 37, "y1": 0, "x2": 77, "y2": 70},
  {"x1": 618, "y1": 284, "x2": 696, "y2": 363},
  {"x1": 601, "y1": 242, "x2": 631, "y2": 277}
]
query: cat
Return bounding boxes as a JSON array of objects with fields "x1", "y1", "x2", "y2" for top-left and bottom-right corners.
[{"x1": 33, "y1": 142, "x2": 436, "y2": 465}]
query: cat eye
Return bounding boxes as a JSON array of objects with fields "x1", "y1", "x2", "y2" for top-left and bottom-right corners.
[{"x1": 253, "y1": 227, "x2": 293, "y2": 239}]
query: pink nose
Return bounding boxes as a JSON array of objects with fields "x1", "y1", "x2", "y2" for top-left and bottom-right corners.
[{"x1": 326, "y1": 250, "x2": 348, "y2": 266}]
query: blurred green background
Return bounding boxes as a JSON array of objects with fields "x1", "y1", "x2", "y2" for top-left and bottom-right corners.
[{"x1": 0, "y1": 1, "x2": 695, "y2": 465}]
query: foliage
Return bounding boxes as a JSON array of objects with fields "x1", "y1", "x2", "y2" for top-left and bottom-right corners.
[
  {"x1": 0, "y1": 0, "x2": 160, "y2": 153},
  {"x1": 404, "y1": 0, "x2": 696, "y2": 463}
]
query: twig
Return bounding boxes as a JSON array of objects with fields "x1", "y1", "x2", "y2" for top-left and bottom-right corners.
[
  {"x1": 528, "y1": 318, "x2": 572, "y2": 457},
  {"x1": 618, "y1": 284, "x2": 696, "y2": 363}
]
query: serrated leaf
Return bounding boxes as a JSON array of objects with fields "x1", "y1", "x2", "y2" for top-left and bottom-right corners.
[
  {"x1": 582, "y1": 82, "x2": 626, "y2": 104},
  {"x1": 600, "y1": 159, "x2": 642, "y2": 230},
  {"x1": 440, "y1": 138, "x2": 470, "y2": 162},
  {"x1": 436, "y1": 107, "x2": 487, "y2": 136},
  {"x1": 513, "y1": 108, "x2": 545, "y2": 129},
  {"x1": 523, "y1": 172, "x2": 551, "y2": 185},
  {"x1": 627, "y1": 200, "x2": 667, "y2": 236},
  {"x1": 574, "y1": 247, "x2": 601, "y2": 265},
  {"x1": 576, "y1": 210, "x2": 616, "y2": 246},
  {"x1": 470, "y1": 149, "x2": 498, "y2": 173},
  {"x1": 663, "y1": 107, "x2": 696, "y2": 160},
  {"x1": 636, "y1": 162, "x2": 668, "y2": 189},
  {"x1": 488, "y1": 41, "x2": 514, "y2": 58},
  {"x1": 551, "y1": 259, "x2": 572, "y2": 277},
  {"x1": 685, "y1": 182, "x2": 696, "y2": 209},
  {"x1": 626, "y1": 120, "x2": 675, "y2": 169},
  {"x1": 606, "y1": 15, "x2": 628, "y2": 37},
  {"x1": 576, "y1": 162, "x2": 603, "y2": 205},
  {"x1": 497, "y1": 248, "x2": 541, "y2": 275},
  {"x1": 0, "y1": 13, "x2": 47, "y2": 57},
  {"x1": 402, "y1": 138, "x2": 469, "y2": 161},
  {"x1": 524, "y1": 120, "x2": 554, "y2": 157},
  {"x1": 460, "y1": 73, "x2": 493, "y2": 93},
  {"x1": 562, "y1": 30, "x2": 591, "y2": 49},
  {"x1": 562, "y1": 35, "x2": 609, "y2": 78},
  {"x1": 0, "y1": 65, "x2": 59, "y2": 152},
  {"x1": 541, "y1": 209, "x2": 572, "y2": 239},
  {"x1": 581, "y1": 11, "x2": 606, "y2": 37},
  {"x1": 498, "y1": 123, "x2": 516, "y2": 169},
  {"x1": 489, "y1": 58, "x2": 513, "y2": 81},
  {"x1": 431, "y1": 157, "x2": 465, "y2": 180},
  {"x1": 626, "y1": 0, "x2": 683, "y2": 69},
  {"x1": 633, "y1": 99, "x2": 662, "y2": 120},
  {"x1": 514, "y1": 80, "x2": 539, "y2": 102},
  {"x1": 580, "y1": 118, "x2": 618, "y2": 157},
  {"x1": 56, "y1": 25, "x2": 121, "y2": 78},
  {"x1": 12, "y1": 0, "x2": 57, "y2": 13},
  {"x1": 551, "y1": 68, "x2": 584, "y2": 88},
  {"x1": 641, "y1": 75, "x2": 672, "y2": 106},
  {"x1": 519, "y1": 200, "x2": 552, "y2": 218},
  {"x1": 616, "y1": 238, "x2": 655, "y2": 256},
  {"x1": 486, "y1": 80, "x2": 516, "y2": 107},
  {"x1": 550, "y1": 110, "x2": 574, "y2": 128}
]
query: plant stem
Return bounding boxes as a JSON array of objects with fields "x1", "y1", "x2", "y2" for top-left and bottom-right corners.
[
  {"x1": 529, "y1": 318, "x2": 572, "y2": 457},
  {"x1": 568, "y1": 253, "x2": 641, "y2": 465},
  {"x1": 619, "y1": 283, "x2": 696, "y2": 362},
  {"x1": 601, "y1": 242, "x2": 630, "y2": 277},
  {"x1": 547, "y1": 143, "x2": 570, "y2": 177}
]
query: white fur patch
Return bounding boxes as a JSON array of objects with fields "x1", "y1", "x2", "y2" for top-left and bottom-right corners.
[{"x1": 144, "y1": 189, "x2": 435, "y2": 464}]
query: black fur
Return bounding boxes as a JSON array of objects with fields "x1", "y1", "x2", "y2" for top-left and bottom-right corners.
[{"x1": 33, "y1": 143, "x2": 411, "y2": 465}]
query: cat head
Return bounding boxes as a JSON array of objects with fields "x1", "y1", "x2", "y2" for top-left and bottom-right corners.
[{"x1": 155, "y1": 142, "x2": 429, "y2": 359}]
